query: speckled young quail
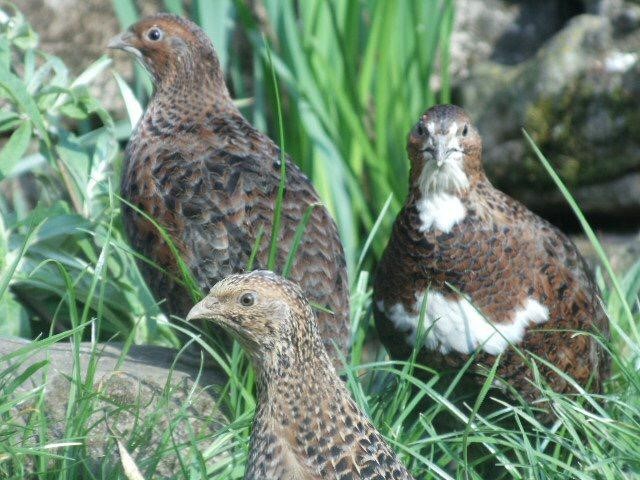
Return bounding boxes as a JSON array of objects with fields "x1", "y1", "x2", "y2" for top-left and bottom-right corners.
[
  {"x1": 187, "y1": 271, "x2": 415, "y2": 480},
  {"x1": 373, "y1": 104, "x2": 610, "y2": 416},
  {"x1": 107, "y1": 14, "x2": 349, "y2": 361}
]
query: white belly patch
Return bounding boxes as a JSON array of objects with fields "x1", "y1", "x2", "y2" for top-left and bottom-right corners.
[
  {"x1": 378, "y1": 292, "x2": 549, "y2": 355},
  {"x1": 416, "y1": 193, "x2": 466, "y2": 233}
]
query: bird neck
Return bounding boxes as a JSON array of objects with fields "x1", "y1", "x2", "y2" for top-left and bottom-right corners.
[
  {"x1": 252, "y1": 346, "x2": 348, "y2": 456},
  {"x1": 408, "y1": 166, "x2": 487, "y2": 203},
  {"x1": 151, "y1": 59, "x2": 238, "y2": 121},
  {"x1": 255, "y1": 335, "x2": 339, "y2": 407}
]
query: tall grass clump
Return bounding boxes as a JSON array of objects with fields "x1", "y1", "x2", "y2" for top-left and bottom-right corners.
[{"x1": 0, "y1": 1, "x2": 639, "y2": 479}]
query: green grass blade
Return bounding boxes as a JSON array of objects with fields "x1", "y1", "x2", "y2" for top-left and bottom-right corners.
[{"x1": 263, "y1": 37, "x2": 287, "y2": 272}]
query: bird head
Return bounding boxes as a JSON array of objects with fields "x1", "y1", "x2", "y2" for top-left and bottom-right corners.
[
  {"x1": 186, "y1": 271, "x2": 320, "y2": 365},
  {"x1": 407, "y1": 104, "x2": 483, "y2": 196},
  {"x1": 107, "y1": 13, "x2": 223, "y2": 90}
]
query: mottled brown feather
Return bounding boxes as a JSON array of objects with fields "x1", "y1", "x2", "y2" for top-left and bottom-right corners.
[{"x1": 110, "y1": 14, "x2": 350, "y2": 361}]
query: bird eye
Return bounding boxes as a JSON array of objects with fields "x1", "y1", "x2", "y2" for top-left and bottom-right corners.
[
  {"x1": 147, "y1": 27, "x2": 163, "y2": 42},
  {"x1": 239, "y1": 293, "x2": 255, "y2": 307},
  {"x1": 416, "y1": 123, "x2": 425, "y2": 136},
  {"x1": 462, "y1": 124, "x2": 469, "y2": 136}
]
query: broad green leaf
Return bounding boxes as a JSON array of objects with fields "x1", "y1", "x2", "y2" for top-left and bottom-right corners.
[
  {"x1": 31, "y1": 214, "x2": 89, "y2": 244},
  {"x1": 58, "y1": 101, "x2": 89, "y2": 120},
  {"x1": 163, "y1": 0, "x2": 185, "y2": 15},
  {"x1": 0, "y1": 219, "x2": 43, "y2": 303},
  {"x1": 113, "y1": 71, "x2": 143, "y2": 130},
  {"x1": 26, "y1": 56, "x2": 58, "y2": 94},
  {"x1": 0, "y1": 212, "x2": 6, "y2": 271},
  {"x1": 78, "y1": 94, "x2": 114, "y2": 128},
  {"x1": 0, "y1": 35, "x2": 10, "y2": 69},
  {"x1": 70, "y1": 55, "x2": 112, "y2": 89},
  {"x1": 112, "y1": 0, "x2": 139, "y2": 27},
  {"x1": 0, "y1": 66, "x2": 49, "y2": 147},
  {"x1": 0, "y1": 291, "x2": 31, "y2": 337},
  {"x1": 54, "y1": 132, "x2": 91, "y2": 198},
  {"x1": 0, "y1": 111, "x2": 21, "y2": 133},
  {"x1": 0, "y1": 121, "x2": 32, "y2": 180}
]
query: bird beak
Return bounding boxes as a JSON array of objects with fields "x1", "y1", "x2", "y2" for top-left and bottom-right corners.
[
  {"x1": 107, "y1": 30, "x2": 135, "y2": 51},
  {"x1": 186, "y1": 297, "x2": 219, "y2": 322},
  {"x1": 433, "y1": 123, "x2": 459, "y2": 168},
  {"x1": 434, "y1": 141, "x2": 448, "y2": 167}
]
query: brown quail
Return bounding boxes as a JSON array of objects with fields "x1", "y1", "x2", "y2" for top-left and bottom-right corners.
[
  {"x1": 107, "y1": 14, "x2": 350, "y2": 361},
  {"x1": 187, "y1": 270, "x2": 415, "y2": 480},
  {"x1": 373, "y1": 104, "x2": 610, "y2": 419}
]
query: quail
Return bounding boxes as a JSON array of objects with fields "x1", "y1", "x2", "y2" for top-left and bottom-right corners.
[
  {"x1": 373, "y1": 104, "x2": 610, "y2": 418},
  {"x1": 187, "y1": 271, "x2": 415, "y2": 480},
  {"x1": 108, "y1": 14, "x2": 350, "y2": 361}
]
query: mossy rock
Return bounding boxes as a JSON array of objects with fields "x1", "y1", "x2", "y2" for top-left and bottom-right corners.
[
  {"x1": 459, "y1": 13, "x2": 640, "y2": 211},
  {"x1": 0, "y1": 338, "x2": 228, "y2": 479}
]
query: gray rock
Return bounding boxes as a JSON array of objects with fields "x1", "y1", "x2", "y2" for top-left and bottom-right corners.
[
  {"x1": 519, "y1": 172, "x2": 640, "y2": 216},
  {"x1": 451, "y1": 0, "x2": 587, "y2": 78},
  {"x1": 571, "y1": 231, "x2": 640, "y2": 276},
  {"x1": 457, "y1": 11, "x2": 640, "y2": 220},
  {"x1": 0, "y1": 337, "x2": 228, "y2": 478},
  {"x1": 451, "y1": 0, "x2": 633, "y2": 77}
]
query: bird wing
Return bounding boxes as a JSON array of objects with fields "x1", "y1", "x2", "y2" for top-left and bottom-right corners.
[
  {"x1": 123, "y1": 110, "x2": 350, "y2": 355},
  {"x1": 163, "y1": 115, "x2": 350, "y2": 356}
]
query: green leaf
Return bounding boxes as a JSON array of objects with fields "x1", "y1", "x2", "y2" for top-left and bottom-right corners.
[
  {"x1": 0, "y1": 121, "x2": 32, "y2": 180},
  {"x1": 0, "y1": 35, "x2": 10, "y2": 69},
  {"x1": 0, "y1": 66, "x2": 50, "y2": 148},
  {"x1": 0, "y1": 219, "x2": 43, "y2": 304},
  {"x1": 162, "y1": 0, "x2": 185, "y2": 15},
  {"x1": 0, "y1": 291, "x2": 31, "y2": 338},
  {"x1": 78, "y1": 94, "x2": 114, "y2": 128},
  {"x1": 0, "y1": 111, "x2": 21, "y2": 133},
  {"x1": 4, "y1": 360, "x2": 48, "y2": 396},
  {"x1": 282, "y1": 203, "x2": 316, "y2": 277},
  {"x1": 0, "y1": 212, "x2": 6, "y2": 272},
  {"x1": 54, "y1": 132, "x2": 91, "y2": 199},
  {"x1": 112, "y1": 0, "x2": 139, "y2": 27},
  {"x1": 264, "y1": 38, "x2": 287, "y2": 272},
  {"x1": 113, "y1": 72, "x2": 143, "y2": 130},
  {"x1": 31, "y1": 214, "x2": 89, "y2": 244},
  {"x1": 70, "y1": 55, "x2": 112, "y2": 90},
  {"x1": 58, "y1": 101, "x2": 89, "y2": 120},
  {"x1": 27, "y1": 56, "x2": 61, "y2": 95}
]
